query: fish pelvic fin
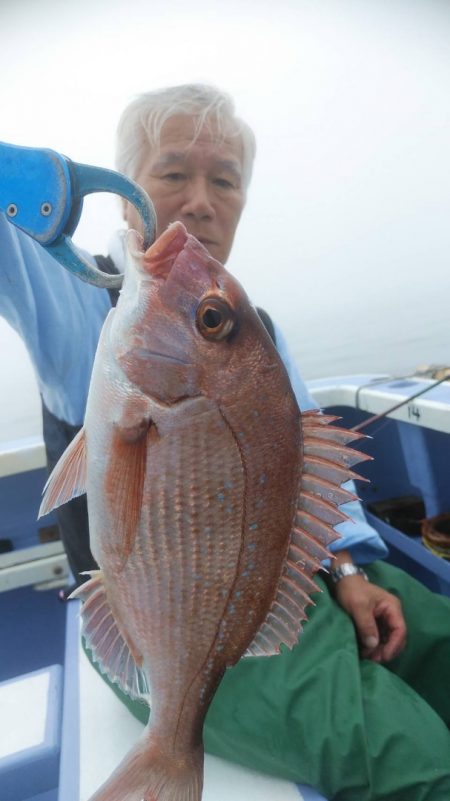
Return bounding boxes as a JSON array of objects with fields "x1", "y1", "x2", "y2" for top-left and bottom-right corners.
[
  {"x1": 38, "y1": 427, "x2": 87, "y2": 517},
  {"x1": 87, "y1": 730, "x2": 203, "y2": 801},
  {"x1": 70, "y1": 571, "x2": 149, "y2": 701},
  {"x1": 245, "y1": 409, "x2": 370, "y2": 657}
]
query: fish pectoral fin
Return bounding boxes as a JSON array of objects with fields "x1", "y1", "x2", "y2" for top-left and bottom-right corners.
[
  {"x1": 38, "y1": 426, "x2": 87, "y2": 517},
  {"x1": 105, "y1": 421, "x2": 153, "y2": 564},
  {"x1": 245, "y1": 409, "x2": 369, "y2": 658},
  {"x1": 71, "y1": 571, "x2": 149, "y2": 701}
]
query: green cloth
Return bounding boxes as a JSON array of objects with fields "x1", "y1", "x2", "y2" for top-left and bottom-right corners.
[{"x1": 83, "y1": 561, "x2": 450, "y2": 801}]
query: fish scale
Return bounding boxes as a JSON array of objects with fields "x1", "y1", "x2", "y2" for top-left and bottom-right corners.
[{"x1": 103, "y1": 402, "x2": 246, "y2": 712}]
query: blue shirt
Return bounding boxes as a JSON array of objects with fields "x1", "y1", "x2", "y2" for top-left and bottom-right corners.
[
  {"x1": 0, "y1": 213, "x2": 110, "y2": 424},
  {"x1": 274, "y1": 325, "x2": 387, "y2": 564},
  {"x1": 0, "y1": 214, "x2": 387, "y2": 564}
]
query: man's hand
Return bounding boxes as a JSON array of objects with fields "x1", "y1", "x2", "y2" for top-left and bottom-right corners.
[{"x1": 334, "y1": 574, "x2": 407, "y2": 662}]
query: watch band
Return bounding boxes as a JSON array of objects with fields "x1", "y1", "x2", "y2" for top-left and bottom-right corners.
[{"x1": 329, "y1": 563, "x2": 369, "y2": 584}]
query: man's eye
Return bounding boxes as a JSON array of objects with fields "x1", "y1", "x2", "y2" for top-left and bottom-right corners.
[
  {"x1": 163, "y1": 172, "x2": 185, "y2": 182},
  {"x1": 213, "y1": 177, "x2": 235, "y2": 190}
]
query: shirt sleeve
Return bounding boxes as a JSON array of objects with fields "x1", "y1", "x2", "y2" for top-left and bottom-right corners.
[
  {"x1": 273, "y1": 320, "x2": 388, "y2": 565},
  {"x1": 0, "y1": 212, "x2": 111, "y2": 425}
]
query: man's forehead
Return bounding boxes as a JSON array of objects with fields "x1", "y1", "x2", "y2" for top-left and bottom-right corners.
[{"x1": 151, "y1": 115, "x2": 243, "y2": 167}]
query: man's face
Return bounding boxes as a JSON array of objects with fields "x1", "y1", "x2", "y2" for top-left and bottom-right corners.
[{"x1": 124, "y1": 115, "x2": 245, "y2": 265}]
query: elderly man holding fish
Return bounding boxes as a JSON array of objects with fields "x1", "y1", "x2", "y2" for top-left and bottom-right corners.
[{"x1": 1, "y1": 84, "x2": 450, "y2": 801}]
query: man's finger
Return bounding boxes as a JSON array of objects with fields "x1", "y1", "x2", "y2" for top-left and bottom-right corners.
[
  {"x1": 374, "y1": 600, "x2": 407, "y2": 661},
  {"x1": 350, "y1": 607, "x2": 380, "y2": 655}
]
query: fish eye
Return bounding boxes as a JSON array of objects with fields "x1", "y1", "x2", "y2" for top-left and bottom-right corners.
[{"x1": 196, "y1": 297, "x2": 235, "y2": 341}]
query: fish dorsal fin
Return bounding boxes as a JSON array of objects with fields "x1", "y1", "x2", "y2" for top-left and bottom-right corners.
[
  {"x1": 70, "y1": 571, "x2": 149, "y2": 700},
  {"x1": 38, "y1": 427, "x2": 87, "y2": 518},
  {"x1": 245, "y1": 409, "x2": 370, "y2": 658}
]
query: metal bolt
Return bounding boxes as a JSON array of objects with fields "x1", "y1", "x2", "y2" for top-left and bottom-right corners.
[
  {"x1": 40, "y1": 202, "x2": 52, "y2": 216},
  {"x1": 6, "y1": 203, "x2": 17, "y2": 217}
]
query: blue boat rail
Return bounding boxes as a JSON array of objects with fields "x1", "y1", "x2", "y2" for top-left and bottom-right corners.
[
  {"x1": 0, "y1": 434, "x2": 68, "y2": 594},
  {"x1": 0, "y1": 432, "x2": 77, "y2": 801}
]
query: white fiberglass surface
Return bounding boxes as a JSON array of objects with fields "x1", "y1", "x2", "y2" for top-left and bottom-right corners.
[
  {"x1": 0, "y1": 670, "x2": 50, "y2": 758},
  {"x1": 79, "y1": 640, "x2": 304, "y2": 801}
]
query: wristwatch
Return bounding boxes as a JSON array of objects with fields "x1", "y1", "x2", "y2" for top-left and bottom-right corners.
[{"x1": 329, "y1": 563, "x2": 369, "y2": 584}]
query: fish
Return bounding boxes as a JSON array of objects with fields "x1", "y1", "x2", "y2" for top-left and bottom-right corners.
[{"x1": 39, "y1": 221, "x2": 369, "y2": 801}]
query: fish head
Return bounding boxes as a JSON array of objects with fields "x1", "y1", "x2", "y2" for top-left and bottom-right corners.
[{"x1": 112, "y1": 221, "x2": 283, "y2": 404}]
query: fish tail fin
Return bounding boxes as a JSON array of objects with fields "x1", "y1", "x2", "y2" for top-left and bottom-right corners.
[{"x1": 89, "y1": 729, "x2": 203, "y2": 801}]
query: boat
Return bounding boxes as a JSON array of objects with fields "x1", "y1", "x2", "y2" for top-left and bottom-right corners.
[{"x1": 2, "y1": 370, "x2": 450, "y2": 801}]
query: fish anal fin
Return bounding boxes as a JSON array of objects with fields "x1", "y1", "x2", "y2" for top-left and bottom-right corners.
[
  {"x1": 244, "y1": 409, "x2": 369, "y2": 658},
  {"x1": 38, "y1": 427, "x2": 87, "y2": 518},
  {"x1": 70, "y1": 571, "x2": 149, "y2": 700}
]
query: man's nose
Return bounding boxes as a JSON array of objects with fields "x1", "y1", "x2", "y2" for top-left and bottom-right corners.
[{"x1": 181, "y1": 177, "x2": 215, "y2": 219}]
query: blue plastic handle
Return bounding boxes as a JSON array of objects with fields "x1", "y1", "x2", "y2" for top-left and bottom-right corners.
[
  {"x1": 0, "y1": 141, "x2": 72, "y2": 244},
  {"x1": 0, "y1": 141, "x2": 157, "y2": 288}
]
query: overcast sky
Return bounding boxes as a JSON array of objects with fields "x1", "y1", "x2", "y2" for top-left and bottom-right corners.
[{"x1": 1, "y1": 0, "x2": 450, "y2": 395}]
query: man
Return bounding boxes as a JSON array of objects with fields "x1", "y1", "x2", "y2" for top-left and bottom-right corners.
[{"x1": 1, "y1": 84, "x2": 450, "y2": 800}]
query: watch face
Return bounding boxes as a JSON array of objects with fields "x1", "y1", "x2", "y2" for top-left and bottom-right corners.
[
  {"x1": 331, "y1": 564, "x2": 368, "y2": 583},
  {"x1": 341, "y1": 564, "x2": 359, "y2": 577}
]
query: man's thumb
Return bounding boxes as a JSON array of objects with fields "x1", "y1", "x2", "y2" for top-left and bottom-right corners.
[{"x1": 353, "y1": 610, "x2": 379, "y2": 650}]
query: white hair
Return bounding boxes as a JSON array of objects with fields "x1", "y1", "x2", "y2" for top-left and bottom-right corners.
[{"x1": 115, "y1": 83, "x2": 256, "y2": 194}]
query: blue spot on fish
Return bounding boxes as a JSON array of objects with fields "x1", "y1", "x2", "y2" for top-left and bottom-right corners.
[
  {"x1": 217, "y1": 493, "x2": 225, "y2": 503},
  {"x1": 249, "y1": 522, "x2": 258, "y2": 531}
]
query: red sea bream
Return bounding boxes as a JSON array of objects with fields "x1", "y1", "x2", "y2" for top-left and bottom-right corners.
[{"x1": 39, "y1": 222, "x2": 368, "y2": 801}]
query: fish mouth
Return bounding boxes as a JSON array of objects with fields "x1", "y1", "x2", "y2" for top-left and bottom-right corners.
[
  {"x1": 135, "y1": 348, "x2": 191, "y2": 366},
  {"x1": 142, "y1": 222, "x2": 188, "y2": 278}
]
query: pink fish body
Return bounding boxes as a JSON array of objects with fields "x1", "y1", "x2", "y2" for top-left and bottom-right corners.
[{"x1": 40, "y1": 222, "x2": 368, "y2": 801}]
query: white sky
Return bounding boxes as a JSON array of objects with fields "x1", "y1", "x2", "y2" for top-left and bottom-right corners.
[{"x1": 1, "y1": 0, "x2": 450, "y2": 395}]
